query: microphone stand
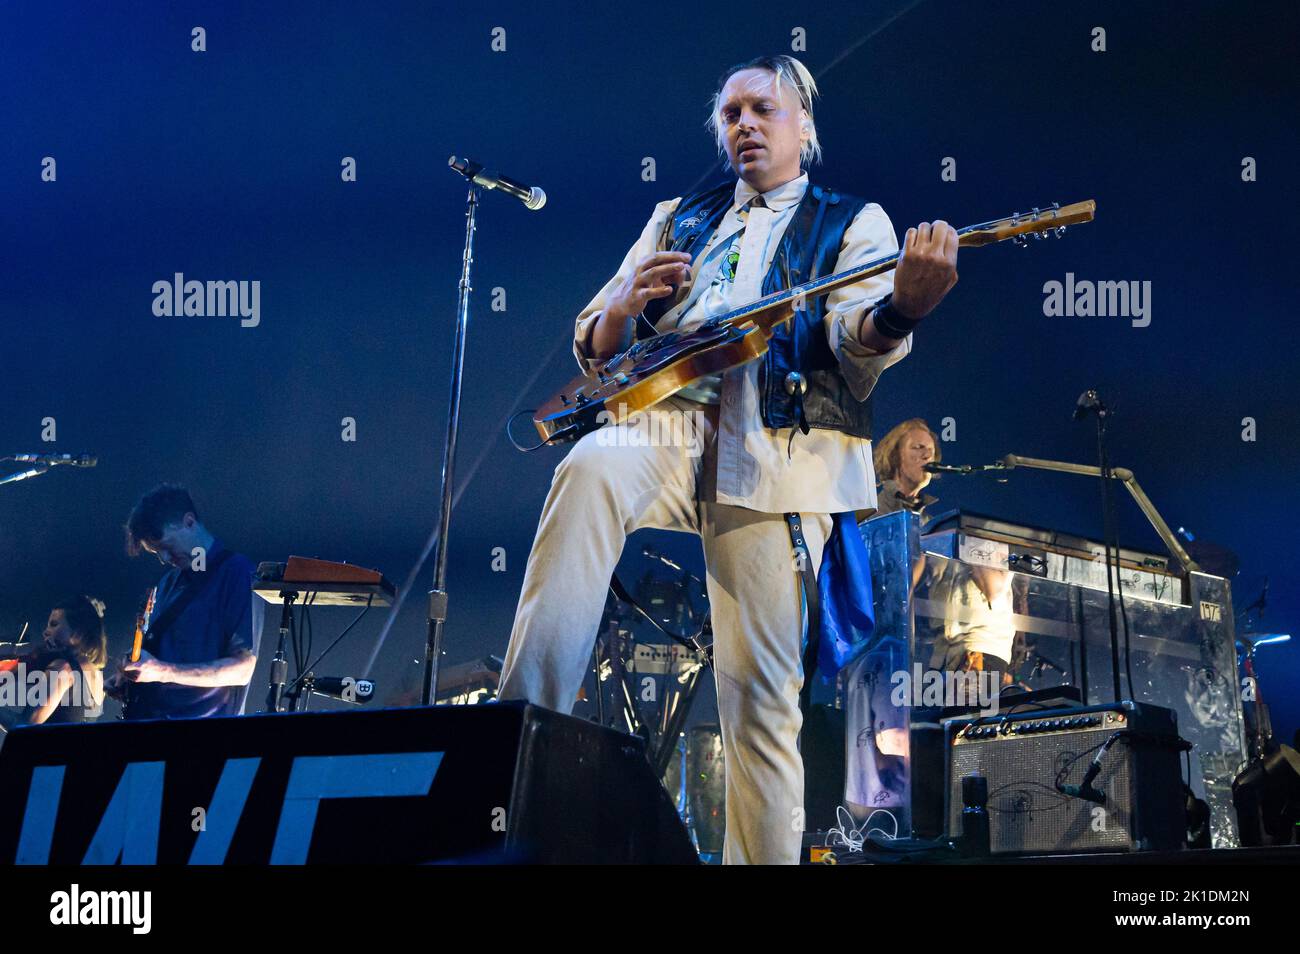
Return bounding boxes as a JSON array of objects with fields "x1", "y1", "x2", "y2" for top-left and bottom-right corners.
[
  {"x1": 1237, "y1": 634, "x2": 1272, "y2": 762},
  {"x1": 0, "y1": 463, "x2": 50, "y2": 486},
  {"x1": 993, "y1": 455, "x2": 1199, "y2": 576},
  {"x1": 0, "y1": 453, "x2": 97, "y2": 486},
  {"x1": 267, "y1": 591, "x2": 297, "y2": 713},
  {"x1": 1090, "y1": 400, "x2": 1126, "y2": 702},
  {"x1": 421, "y1": 183, "x2": 480, "y2": 706},
  {"x1": 940, "y1": 437, "x2": 1202, "y2": 710}
]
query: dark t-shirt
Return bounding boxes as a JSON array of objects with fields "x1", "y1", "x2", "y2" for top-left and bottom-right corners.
[
  {"x1": 0, "y1": 647, "x2": 99, "y2": 727},
  {"x1": 126, "y1": 540, "x2": 261, "y2": 720},
  {"x1": 27, "y1": 647, "x2": 99, "y2": 724}
]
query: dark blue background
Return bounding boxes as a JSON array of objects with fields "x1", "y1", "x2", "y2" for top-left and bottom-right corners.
[{"x1": 2, "y1": 1, "x2": 1296, "y2": 740}]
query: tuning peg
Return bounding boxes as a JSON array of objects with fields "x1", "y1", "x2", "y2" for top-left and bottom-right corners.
[
  {"x1": 1054, "y1": 226, "x2": 1067, "y2": 238},
  {"x1": 1013, "y1": 234, "x2": 1028, "y2": 247}
]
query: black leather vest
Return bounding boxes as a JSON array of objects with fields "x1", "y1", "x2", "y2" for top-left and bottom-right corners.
[{"x1": 642, "y1": 179, "x2": 874, "y2": 439}]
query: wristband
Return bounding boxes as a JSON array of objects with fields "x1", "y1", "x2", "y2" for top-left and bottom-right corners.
[{"x1": 871, "y1": 294, "x2": 923, "y2": 340}]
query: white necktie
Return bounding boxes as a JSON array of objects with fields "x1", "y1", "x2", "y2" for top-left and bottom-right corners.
[{"x1": 733, "y1": 197, "x2": 774, "y2": 304}]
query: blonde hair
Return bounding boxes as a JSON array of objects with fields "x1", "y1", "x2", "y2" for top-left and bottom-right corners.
[
  {"x1": 706, "y1": 55, "x2": 822, "y2": 171},
  {"x1": 873, "y1": 418, "x2": 941, "y2": 481}
]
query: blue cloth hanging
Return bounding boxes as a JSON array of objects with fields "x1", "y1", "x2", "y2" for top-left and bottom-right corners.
[{"x1": 815, "y1": 511, "x2": 876, "y2": 679}]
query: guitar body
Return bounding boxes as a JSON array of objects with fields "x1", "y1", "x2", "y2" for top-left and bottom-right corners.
[
  {"x1": 533, "y1": 200, "x2": 1095, "y2": 446},
  {"x1": 534, "y1": 320, "x2": 767, "y2": 445},
  {"x1": 534, "y1": 303, "x2": 793, "y2": 445}
]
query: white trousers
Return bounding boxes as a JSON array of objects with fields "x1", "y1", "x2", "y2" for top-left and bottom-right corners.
[{"x1": 498, "y1": 398, "x2": 830, "y2": 864}]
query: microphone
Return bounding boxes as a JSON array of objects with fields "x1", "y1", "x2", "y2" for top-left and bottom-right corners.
[
  {"x1": 311, "y1": 675, "x2": 376, "y2": 704},
  {"x1": 448, "y1": 156, "x2": 546, "y2": 210},
  {"x1": 8, "y1": 453, "x2": 97, "y2": 467},
  {"x1": 2, "y1": 466, "x2": 49, "y2": 484},
  {"x1": 1072, "y1": 389, "x2": 1106, "y2": 422},
  {"x1": 1058, "y1": 733, "x2": 1127, "y2": 805},
  {"x1": 925, "y1": 462, "x2": 1008, "y2": 476},
  {"x1": 1059, "y1": 783, "x2": 1106, "y2": 805},
  {"x1": 1059, "y1": 760, "x2": 1107, "y2": 804}
]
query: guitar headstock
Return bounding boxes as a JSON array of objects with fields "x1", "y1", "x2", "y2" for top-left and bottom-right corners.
[{"x1": 958, "y1": 200, "x2": 1096, "y2": 248}]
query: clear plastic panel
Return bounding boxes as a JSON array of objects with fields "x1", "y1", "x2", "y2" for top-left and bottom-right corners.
[{"x1": 840, "y1": 510, "x2": 1246, "y2": 848}]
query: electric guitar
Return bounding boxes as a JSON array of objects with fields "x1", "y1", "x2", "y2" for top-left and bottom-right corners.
[
  {"x1": 533, "y1": 200, "x2": 1096, "y2": 445},
  {"x1": 119, "y1": 587, "x2": 155, "y2": 720}
]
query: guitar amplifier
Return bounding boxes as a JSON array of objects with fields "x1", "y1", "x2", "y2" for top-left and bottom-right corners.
[{"x1": 945, "y1": 702, "x2": 1187, "y2": 855}]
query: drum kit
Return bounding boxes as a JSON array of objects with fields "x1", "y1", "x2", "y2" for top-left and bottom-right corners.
[{"x1": 585, "y1": 558, "x2": 726, "y2": 859}]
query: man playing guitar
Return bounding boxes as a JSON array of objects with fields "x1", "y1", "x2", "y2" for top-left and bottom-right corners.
[
  {"x1": 498, "y1": 54, "x2": 959, "y2": 864},
  {"x1": 111, "y1": 484, "x2": 260, "y2": 719}
]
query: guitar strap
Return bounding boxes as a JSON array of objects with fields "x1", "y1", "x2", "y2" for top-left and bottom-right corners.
[
  {"x1": 786, "y1": 513, "x2": 823, "y2": 720},
  {"x1": 784, "y1": 186, "x2": 835, "y2": 444},
  {"x1": 639, "y1": 184, "x2": 735, "y2": 340},
  {"x1": 144, "y1": 548, "x2": 236, "y2": 646}
]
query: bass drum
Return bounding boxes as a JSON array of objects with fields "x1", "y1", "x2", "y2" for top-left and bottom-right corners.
[{"x1": 684, "y1": 725, "x2": 726, "y2": 859}]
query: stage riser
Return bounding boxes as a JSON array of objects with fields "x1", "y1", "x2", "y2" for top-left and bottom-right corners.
[{"x1": 0, "y1": 703, "x2": 697, "y2": 864}]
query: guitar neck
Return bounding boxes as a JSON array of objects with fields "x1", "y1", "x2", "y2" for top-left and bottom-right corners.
[
  {"x1": 710, "y1": 201, "x2": 1094, "y2": 331},
  {"x1": 130, "y1": 588, "x2": 156, "y2": 663},
  {"x1": 715, "y1": 222, "x2": 976, "y2": 329},
  {"x1": 130, "y1": 620, "x2": 145, "y2": 663}
]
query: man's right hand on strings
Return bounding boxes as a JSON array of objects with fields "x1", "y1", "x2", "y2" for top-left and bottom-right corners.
[{"x1": 593, "y1": 251, "x2": 693, "y2": 357}]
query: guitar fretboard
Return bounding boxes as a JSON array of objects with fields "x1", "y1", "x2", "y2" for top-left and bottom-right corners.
[{"x1": 702, "y1": 217, "x2": 1001, "y2": 332}]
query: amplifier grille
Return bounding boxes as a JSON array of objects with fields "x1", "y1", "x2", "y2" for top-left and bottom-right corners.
[{"x1": 945, "y1": 709, "x2": 1188, "y2": 854}]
